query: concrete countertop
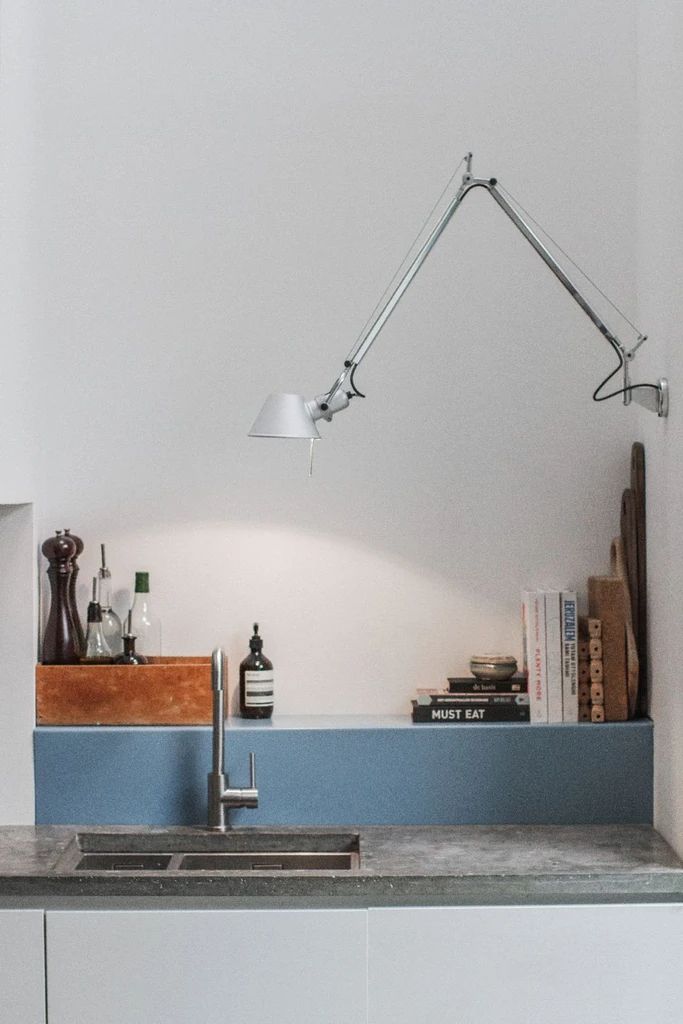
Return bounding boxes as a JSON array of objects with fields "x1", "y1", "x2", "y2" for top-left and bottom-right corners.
[{"x1": 0, "y1": 824, "x2": 682, "y2": 909}]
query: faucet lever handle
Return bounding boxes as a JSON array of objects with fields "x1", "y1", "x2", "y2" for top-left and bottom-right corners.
[{"x1": 249, "y1": 752, "x2": 256, "y2": 789}]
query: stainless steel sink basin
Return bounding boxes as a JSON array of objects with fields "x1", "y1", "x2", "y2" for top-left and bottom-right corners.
[
  {"x1": 74, "y1": 853, "x2": 174, "y2": 872},
  {"x1": 56, "y1": 831, "x2": 360, "y2": 873},
  {"x1": 177, "y1": 852, "x2": 355, "y2": 871}
]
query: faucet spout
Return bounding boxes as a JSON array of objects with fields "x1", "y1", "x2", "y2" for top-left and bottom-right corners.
[
  {"x1": 207, "y1": 646, "x2": 259, "y2": 830},
  {"x1": 211, "y1": 648, "x2": 225, "y2": 776}
]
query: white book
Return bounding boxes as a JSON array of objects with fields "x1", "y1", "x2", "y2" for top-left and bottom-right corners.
[
  {"x1": 544, "y1": 590, "x2": 564, "y2": 723},
  {"x1": 521, "y1": 588, "x2": 533, "y2": 689},
  {"x1": 521, "y1": 589, "x2": 548, "y2": 723},
  {"x1": 561, "y1": 591, "x2": 578, "y2": 722}
]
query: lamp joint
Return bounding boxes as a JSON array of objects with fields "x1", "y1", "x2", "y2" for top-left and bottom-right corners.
[{"x1": 624, "y1": 334, "x2": 648, "y2": 361}]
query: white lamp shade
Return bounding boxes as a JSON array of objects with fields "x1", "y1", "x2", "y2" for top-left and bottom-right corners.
[{"x1": 248, "y1": 393, "x2": 320, "y2": 439}]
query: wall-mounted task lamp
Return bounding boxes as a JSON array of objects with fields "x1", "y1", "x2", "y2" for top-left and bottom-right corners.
[{"x1": 249, "y1": 153, "x2": 669, "y2": 443}]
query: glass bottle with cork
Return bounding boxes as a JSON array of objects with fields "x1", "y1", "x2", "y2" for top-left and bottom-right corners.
[
  {"x1": 128, "y1": 571, "x2": 161, "y2": 657},
  {"x1": 239, "y1": 623, "x2": 274, "y2": 719}
]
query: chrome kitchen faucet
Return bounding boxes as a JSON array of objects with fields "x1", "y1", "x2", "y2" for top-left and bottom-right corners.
[{"x1": 207, "y1": 647, "x2": 259, "y2": 830}]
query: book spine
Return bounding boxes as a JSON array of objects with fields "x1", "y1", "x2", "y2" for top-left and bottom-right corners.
[
  {"x1": 544, "y1": 590, "x2": 563, "y2": 723},
  {"x1": 447, "y1": 678, "x2": 526, "y2": 694},
  {"x1": 524, "y1": 589, "x2": 548, "y2": 723},
  {"x1": 412, "y1": 703, "x2": 530, "y2": 723},
  {"x1": 521, "y1": 590, "x2": 533, "y2": 717},
  {"x1": 416, "y1": 693, "x2": 529, "y2": 707},
  {"x1": 561, "y1": 590, "x2": 578, "y2": 722}
]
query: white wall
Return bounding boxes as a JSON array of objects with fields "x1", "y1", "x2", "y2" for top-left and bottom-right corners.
[
  {"x1": 0, "y1": 0, "x2": 39, "y2": 823},
  {"x1": 0, "y1": 0, "x2": 35, "y2": 502},
  {"x1": 17, "y1": 0, "x2": 640, "y2": 714},
  {"x1": 637, "y1": 0, "x2": 683, "y2": 854},
  {"x1": 0, "y1": 505, "x2": 35, "y2": 823}
]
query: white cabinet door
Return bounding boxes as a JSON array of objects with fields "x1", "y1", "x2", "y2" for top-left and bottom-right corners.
[
  {"x1": 0, "y1": 909, "x2": 46, "y2": 1023},
  {"x1": 47, "y1": 908, "x2": 366, "y2": 1024},
  {"x1": 369, "y1": 904, "x2": 683, "y2": 1024}
]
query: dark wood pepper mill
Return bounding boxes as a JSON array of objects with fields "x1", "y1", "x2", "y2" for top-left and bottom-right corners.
[
  {"x1": 41, "y1": 531, "x2": 81, "y2": 664},
  {"x1": 64, "y1": 528, "x2": 85, "y2": 654}
]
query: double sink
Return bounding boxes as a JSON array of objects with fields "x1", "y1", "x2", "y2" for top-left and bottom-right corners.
[{"x1": 56, "y1": 831, "x2": 361, "y2": 874}]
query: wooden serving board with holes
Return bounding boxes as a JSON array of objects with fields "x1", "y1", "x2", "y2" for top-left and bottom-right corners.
[
  {"x1": 588, "y1": 576, "x2": 629, "y2": 722},
  {"x1": 36, "y1": 657, "x2": 215, "y2": 725}
]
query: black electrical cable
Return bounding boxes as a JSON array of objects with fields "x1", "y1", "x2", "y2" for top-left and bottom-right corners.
[
  {"x1": 343, "y1": 336, "x2": 656, "y2": 410},
  {"x1": 592, "y1": 337, "x2": 661, "y2": 405},
  {"x1": 348, "y1": 363, "x2": 366, "y2": 399}
]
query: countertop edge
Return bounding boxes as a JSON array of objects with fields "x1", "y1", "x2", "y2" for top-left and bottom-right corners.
[{"x1": 2, "y1": 871, "x2": 683, "y2": 911}]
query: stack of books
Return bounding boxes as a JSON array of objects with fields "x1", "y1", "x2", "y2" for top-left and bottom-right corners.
[
  {"x1": 411, "y1": 675, "x2": 529, "y2": 723},
  {"x1": 521, "y1": 589, "x2": 578, "y2": 723}
]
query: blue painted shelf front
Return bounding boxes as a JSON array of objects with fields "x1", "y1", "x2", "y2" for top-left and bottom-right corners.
[{"x1": 34, "y1": 716, "x2": 653, "y2": 827}]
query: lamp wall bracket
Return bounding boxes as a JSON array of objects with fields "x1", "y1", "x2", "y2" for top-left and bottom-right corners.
[{"x1": 630, "y1": 377, "x2": 669, "y2": 417}]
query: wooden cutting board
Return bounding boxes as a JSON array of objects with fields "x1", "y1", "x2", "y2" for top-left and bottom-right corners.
[
  {"x1": 620, "y1": 488, "x2": 639, "y2": 649},
  {"x1": 610, "y1": 536, "x2": 640, "y2": 718},
  {"x1": 631, "y1": 442, "x2": 647, "y2": 712},
  {"x1": 619, "y1": 443, "x2": 648, "y2": 715}
]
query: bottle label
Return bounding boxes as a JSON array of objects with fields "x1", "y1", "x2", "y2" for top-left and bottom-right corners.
[{"x1": 244, "y1": 670, "x2": 274, "y2": 707}]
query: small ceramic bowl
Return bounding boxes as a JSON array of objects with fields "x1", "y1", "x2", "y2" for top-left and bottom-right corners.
[{"x1": 469, "y1": 655, "x2": 518, "y2": 681}]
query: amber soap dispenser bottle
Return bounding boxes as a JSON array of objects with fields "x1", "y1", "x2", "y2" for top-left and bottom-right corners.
[{"x1": 239, "y1": 623, "x2": 274, "y2": 719}]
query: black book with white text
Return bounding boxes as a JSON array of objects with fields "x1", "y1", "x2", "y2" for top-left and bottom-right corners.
[
  {"x1": 411, "y1": 701, "x2": 530, "y2": 723},
  {"x1": 446, "y1": 676, "x2": 527, "y2": 694}
]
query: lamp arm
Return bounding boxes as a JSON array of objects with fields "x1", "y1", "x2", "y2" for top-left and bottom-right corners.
[
  {"x1": 483, "y1": 181, "x2": 667, "y2": 416},
  {"x1": 320, "y1": 171, "x2": 480, "y2": 410},
  {"x1": 484, "y1": 181, "x2": 640, "y2": 405},
  {"x1": 319, "y1": 160, "x2": 667, "y2": 418},
  {"x1": 349, "y1": 179, "x2": 477, "y2": 368},
  {"x1": 486, "y1": 183, "x2": 630, "y2": 350}
]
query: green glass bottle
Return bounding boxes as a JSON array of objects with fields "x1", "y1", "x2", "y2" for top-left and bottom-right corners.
[{"x1": 128, "y1": 571, "x2": 161, "y2": 656}]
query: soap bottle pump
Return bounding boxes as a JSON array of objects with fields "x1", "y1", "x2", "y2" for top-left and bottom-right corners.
[{"x1": 239, "y1": 623, "x2": 274, "y2": 719}]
